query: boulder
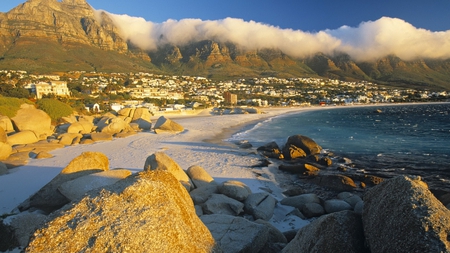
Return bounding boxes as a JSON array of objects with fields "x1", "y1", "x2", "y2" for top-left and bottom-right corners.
[
  {"x1": 57, "y1": 133, "x2": 83, "y2": 146},
  {"x1": 9, "y1": 212, "x2": 47, "y2": 247},
  {"x1": 11, "y1": 104, "x2": 53, "y2": 138},
  {"x1": 7, "y1": 130, "x2": 39, "y2": 145},
  {"x1": 67, "y1": 121, "x2": 94, "y2": 134},
  {"x1": 90, "y1": 132, "x2": 113, "y2": 142},
  {"x1": 131, "y1": 107, "x2": 152, "y2": 130},
  {"x1": 323, "y1": 199, "x2": 353, "y2": 213},
  {"x1": 283, "y1": 144, "x2": 307, "y2": 159},
  {"x1": 117, "y1": 107, "x2": 135, "y2": 117},
  {"x1": 0, "y1": 142, "x2": 12, "y2": 161},
  {"x1": 279, "y1": 163, "x2": 320, "y2": 175},
  {"x1": 280, "y1": 193, "x2": 321, "y2": 210},
  {"x1": 202, "y1": 194, "x2": 244, "y2": 216},
  {"x1": 0, "y1": 115, "x2": 14, "y2": 133},
  {"x1": 26, "y1": 171, "x2": 219, "y2": 252},
  {"x1": 18, "y1": 152, "x2": 109, "y2": 212},
  {"x1": 282, "y1": 135, "x2": 322, "y2": 158},
  {"x1": 0, "y1": 221, "x2": 19, "y2": 251},
  {"x1": 302, "y1": 202, "x2": 325, "y2": 218},
  {"x1": 100, "y1": 117, "x2": 129, "y2": 135},
  {"x1": 311, "y1": 174, "x2": 357, "y2": 191},
  {"x1": 337, "y1": 192, "x2": 363, "y2": 208},
  {"x1": 282, "y1": 211, "x2": 367, "y2": 253},
  {"x1": 186, "y1": 165, "x2": 215, "y2": 188},
  {"x1": 190, "y1": 184, "x2": 219, "y2": 205},
  {"x1": 362, "y1": 176, "x2": 450, "y2": 253},
  {"x1": 34, "y1": 151, "x2": 53, "y2": 159},
  {"x1": 254, "y1": 219, "x2": 288, "y2": 253},
  {"x1": 201, "y1": 214, "x2": 269, "y2": 253},
  {"x1": 354, "y1": 200, "x2": 364, "y2": 214},
  {"x1": 153, "y1": 116, "x2": 184, "y2": 133},
  {"x1": 58, "y1": 169, "x2": 132, "y2": 201},
  {"x1": 143, "y1": 152, "x2": 192, "y2": 191},
  {"x1": 257, "y1": 141, "x2": 284, "y2": 159},
  {"x1": 218, "y1": 180, "x2": 252, "y2": 201},
  {"x1": 244, "y1": 192, "x2": 277, "y2": 221},
  {"x1": 0, "y1": 126, "x2": 7, "y2": 143}
]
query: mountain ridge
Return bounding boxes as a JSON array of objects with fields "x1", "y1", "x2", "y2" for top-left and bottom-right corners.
[{"x1": 0, "y1": 0, "x2": 450, "y2": 90}]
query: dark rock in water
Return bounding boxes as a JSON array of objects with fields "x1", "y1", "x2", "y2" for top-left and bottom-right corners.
[
  {"x1": 282, "y1": 135, "x2": 322, "y2": 159},
  {"x1": 282, "y1": 210, "x2": 367, "y2": 253},
  {"x1": 279, "y1": 163, "x2": 320, "y2": 176},
  {"x1": 257, "y1": 141, "x2": 284, "y2": 159},
  {"x1": 235, "y1": 140, "x2": 252, "y2": 149},
  {"x1": 374, "y1": 109, "x2": 382, "y2": 113},
  {"x1": 363, "y1": 176, "x2": 450, "y2": 253},
  {"x1": 252, "y1": 158, "x2": 271, "y2": 167},
  {"x1": 283, "y1": 144, "x2": 307, "y2": 159}
]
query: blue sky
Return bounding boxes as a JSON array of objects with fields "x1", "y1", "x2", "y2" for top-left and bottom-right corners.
[{"x1": 1, "y1": 0, "x2": 449, "y2": 32}]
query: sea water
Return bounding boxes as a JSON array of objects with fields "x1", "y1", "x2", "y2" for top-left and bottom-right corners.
[{"x1": 229, "y1": 103, "x2": 450, "y2": 190}]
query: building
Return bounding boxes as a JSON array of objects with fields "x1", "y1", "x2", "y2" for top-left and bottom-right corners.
[
  {"x1": 32, "y1": 81, "x2": 71, "y2": 99},
  {"x1": 223, "y1": 92, "x2": 237, "y2": 105}
]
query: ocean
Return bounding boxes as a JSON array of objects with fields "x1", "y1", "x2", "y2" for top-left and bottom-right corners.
[{"x1": 229, "y1": 103, "x2": 450, "y2": 191}]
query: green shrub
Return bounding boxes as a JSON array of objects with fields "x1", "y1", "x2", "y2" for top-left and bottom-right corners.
[
  {"x1": 0, "y1": 96, "x2": 33, "y2": 118},
  {"x1": 36, "y1": 98, "x2": 74, "y2": 122}
]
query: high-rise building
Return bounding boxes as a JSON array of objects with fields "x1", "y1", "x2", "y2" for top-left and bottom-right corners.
[{"x1": 223, "y1": 91, "x2": 237, "y2": 105}]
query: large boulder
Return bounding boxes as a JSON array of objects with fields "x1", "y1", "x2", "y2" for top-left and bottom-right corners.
[
  {"x1": 201, "y1": 214, "x2": 269, "y2": 253},
  {"x1": 202, "y1": 194, "x2": 244, "y2": 216},
  {"x1": 280, "y1": 193, "x2": 321, "y2": 210},
  {"x1": 18, "y1": 152, "x2": 109, "y2": 212},
  {"x1": 26, "y1": 170, "x2": 220, "y2": 253},
  {"x1": 218, "y1": 180, "x2": 252, "y2": 201},
  {"x1": 257, "y1": 141, "x2": 284, "y2": 159},
  {"x1": 311, "y1": 174, "x2": 357, "y2": 191},
  {"x1": 100, "y1": 117, "x2": 130, "y2": 135},
  {"x1": 282, "y1": 135, "x2": 322, "y2": 159},
  {"x1": 67, "y1": 120, "x2": 94, "y2": 134},
  {"x1": 190, "y1": 184, "x2": 219, "y2": 205},
  {"x1": 0, "y1": 115, "x2": 14, "y2": 133},
  {"x1": 7, "y1": 130, "x2": 39, "y2": 145},
  {"x1": 153, "y1": 116, "x2": 184, "y2": 133},
  {"x1": 244, "y1": 192, "x2": 277, "y2": 221},
  {"x1": 143, "y1": 152, "x2": 192, "y2": 191},
  {"x1": 11, "y1": 104, "x2": 53, "y2": 139},
  {"x1": 282, "y1": 211, "x2": 367, "y2": 253},
  {"x1": 58, "y1": 169, "x2": 132, "y2": 201},
  {"x1": 186, "y1": 165, "x2": 215, "y2": 188},
  {"x1": 362, "y1": 176, "x2": 450, "y2": 253},
  {"x1": 131, "y1": 107, "x2": 152, "y2": 130}
]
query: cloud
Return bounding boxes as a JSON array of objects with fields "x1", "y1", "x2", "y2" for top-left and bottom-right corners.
[{"x1": 97, "y1": 11, "x2": 450, "y2": 62}]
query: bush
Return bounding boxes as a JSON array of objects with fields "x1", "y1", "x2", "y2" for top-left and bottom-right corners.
[
  {"x1": 36, "y1": 98, "x2": 74, "y2": 122},
  {"x1": 0, "y1": 96, "x2": 33, "y2": 118}
]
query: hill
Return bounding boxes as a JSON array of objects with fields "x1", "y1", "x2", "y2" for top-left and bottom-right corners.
[{"x1": 0, "y1": 0, "x2": 450, "y2": 90}]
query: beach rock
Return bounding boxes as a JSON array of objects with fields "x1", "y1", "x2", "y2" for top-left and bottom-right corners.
[
  {"x1": 244, "y1": 192, "x2": 277, "y2": 221},
  {"x1": 11, "y1": 104, "x2": 53, "y2": 139},
  {"x1": 282, "y1": 210, "x2": 367, "y2": 253},
  {"x1": 302, "y1": 202, "x2": 325, "y2": 218},
  {"x1": 18, "y1": 152, "x2": 109, "y2": 212},
  {"x1": 186, "y1": 165, "x2": 215, "y2": 188},
  {"x1": 90, "y1": 132, "x2": 113, "y2": 142},
  {"x1": 67, "y1": 120, "x2": 94, "y2": 134},
  {"x1": 118, "y1": 107, "x2": 135, "y2": 117},
  {"x1": 318, "y1": 156, "x2": 333, "y2": 167},
  {"x1": 1, "y1": 151, "x2": 29, "y2": 168},
  {"x1": 100, "y1": 117, "x2": 129, "y2": 134},
  {"x1": 58, "y1": 169, "x2": 132, "y2": 201},
  {"x1": 283, "y1": 135, "x2": 322, "y2": 158},
  {"x1": 131, "y1": 107, "x2": 152, "y2": 130},
  {"x1": 282, "y1": 187, "x2": 305, "y2": 197},
  {"x1": 279, "y1": 163, "x2": 320, "y2": 175},
  {"x1": 9, "y1": 212, "x2": 47, "y2": 247},
  {"x1": 254, "y1": 219, "x2": 288, "y2": 253},
  {"x1": 0, "y1": 115, "x2": 14, "y2": 133},
  {"x1": 218, "y1": 180, "x2": 252, "y2": 201},
  {"x1": 363, "y1": 176, "x2": 450, "y2": 253},
  {"x1": 57, "y1": 133, "x2": 83, "y2": 145},
  {"x1": 153, "y1": 116, "x2": 184, "y2": 133},
  {"x1": 257, "y1": 141, "x2": 284, "y2": 159},
  {"x1": 143, "y1": 152, "x2": 192, "y2": 191},
  {"x1": 283, "y1": 144, "x2": 308, "y2": 159},
  {"x1": 337, "y1": 192, "x2": 363, "y2": 208},
  {"x1": 201, "y1": 214, "x2": 269, "y2": 253},
  {"x1": 202, "y1": 194, "x2": 244, "y2": 216},
  {"x1": 34, "y1": 151, "x2": 53, "y2": 159},
  {"x1": 0, "y1": 162, "x2": 8, "y2": 175},
  {"x1": 190, "y1": 184, "x2": 219, "y2": 205},
  {"x1": 7, "y1": 130, "x2": 39, "y2": 145},
  {"x1": 354, "y1": 200, "x2": 364, "y2": 214},
  {"x1": 26, "y1": 170, "x2": 219, "y2": 253},
  {"x1": 0, "y1": 142, "x2": 12, "y2": 161},
  {"x1": 311, "y1": 174, "x2": 357, "y2": 191},
  {"x1": 324, "y1": 199, "x2": 353, "y2": 213},
  {"x1": 0, "y1": 221, "x2": 19, "y2": 251},
  {"x1": 280, "y1": 193, "x2": 321, "y2": 210}
]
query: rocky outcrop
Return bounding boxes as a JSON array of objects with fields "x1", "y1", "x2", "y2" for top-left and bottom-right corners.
[
  {"x1": 363, "y1": 176, "x2": 450, "y2": 252},
  {"x1": 10, "y1": 104, "x2": 53, "y2": 140},
  {"x1": 26, "y1": 170, "x2": 219, "y2": 252},
  {"x1": 282, "y1": 135, "x2": 322, "y2": 159},
  {"x1": 153, "y1": 116, "x2": 184, "y2": 133},
  {"x1": 282, "y1": 211, "x2": 367, "y2": 253}
]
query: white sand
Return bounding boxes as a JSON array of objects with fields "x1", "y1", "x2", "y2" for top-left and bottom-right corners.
[{"x1": 0, "y1": 106, "x2": 337, "y2": 232}]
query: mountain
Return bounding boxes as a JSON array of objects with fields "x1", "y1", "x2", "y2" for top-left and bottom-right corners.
[{"x1": 1, "y1": 0, "x2": 450, "y2": 90}]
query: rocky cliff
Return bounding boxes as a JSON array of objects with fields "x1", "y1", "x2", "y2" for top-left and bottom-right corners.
[{"x1": 1, "y1": 0, "x2": 450, "y2": 90}]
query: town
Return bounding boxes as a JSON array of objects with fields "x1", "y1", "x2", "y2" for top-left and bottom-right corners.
[{"x1": 1, "y1": 69, "x2": 449, "y2": 114}]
